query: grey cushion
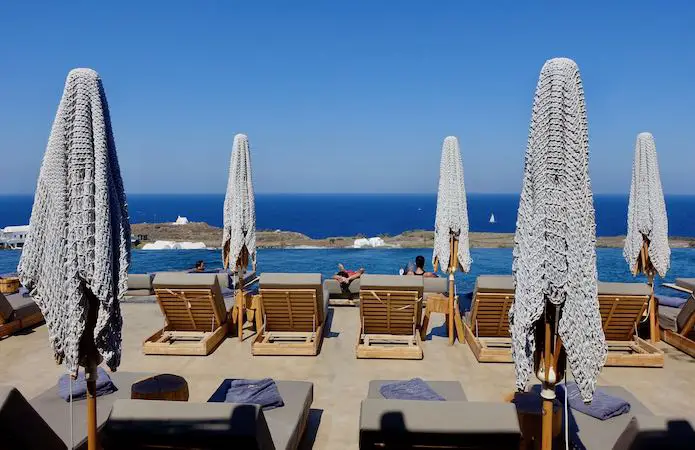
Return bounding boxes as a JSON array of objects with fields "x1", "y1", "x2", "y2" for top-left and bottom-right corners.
[
  {"x1": 0, "y1": 292, "x2": 14, "y2": 322},
  {"x1": 367, "y1": 380, "x2": 467, "y2": 401},
  {"x1": 30, "y1": 371, "x2": 152, "y2": 450},
  {"x1": 676, "y1": 297, "x2": 695, "y2": 332},
  {"x1": 260, "y1": 273, "x2": 326, "y2": 322},
  {"x1": 598, "y1": 282, "x2": 651, "y2": 297},
  {"x1": 5, "y1": 292, "x2": 41, "y2": 321},
  {"x1": 215, "y1": 272, "x2": 230, "y2": 289},
  {"x1": 675, "y1": 278, "x2": 695, "y2": 292},
  {"x1": 124, "y1": 289, "x2": 153, "y2": 297},
  {"x1": 208, "y1": 380, "x2": 313, "y2": 450},
  {"x1": 475, "y1": 275, "x2": 515, "y2": 293},
  {"x1": 659, "y1": 305, "x2": 680, "y2": 332},
  {"x1": 126, "y1": 273, "x2": 153, "y2": 291},
  {"x1": 360, "y1": 275, "x2": 424, "y2": 296},
  {"x1": 360, "y1": 399, "x2": 520, "y2": 449},
  {"x1": 103, "y1": 399, "x2": 274, "y2": 450},
  {"x1": 613, "y1": 414, "x2": 695, "y2": 450},
  {"x1": 153, "y1": 272, "x2": 218, "y2": 289},
  {"x1": 0, "y1": 385, "x2": 65, "y2": 450},
  {"x1": 424, "y1": 277, "x2": 447, "y2": 294},
  {"x1": 563, "y1": 385, "x2": 653, "y2": 450}
]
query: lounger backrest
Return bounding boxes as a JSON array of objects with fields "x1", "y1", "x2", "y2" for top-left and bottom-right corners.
[
  {"x1": 0, "y1": 292, "x2": 14, "y2": 324},
  {"x1": 103, "y1": 399, "x2": 274, "y2": 450},
  {"x1": 152, "y1": 273, "x2": 226, "y2": 332},
  {"x1": 470, "y1": 275, "x2": 515, "y2": 338},
  {"x1": 260, "y1": 273, "x2": 325, "y2": 332},
  {"x1": 0, "y1": 385, "x2": 65, "y2": 450},
  {"x1": 598, "y1": 282, "x2": 650, "y2": 341},
  {"x1": 676, "y1": 296, "x2": 695, "y2": 337},
  {"x1": 359, "y1": 275, "x2": 424, "y2": 335}
]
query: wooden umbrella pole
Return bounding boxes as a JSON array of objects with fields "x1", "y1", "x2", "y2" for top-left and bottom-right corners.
[
  {"x1": 640, "y1": 240, "x2": 659, "y2": 342},
  {"x1": 537, "y1": 303, "x2": 564, "y2": 450},
  {"x1": 236, "y1": 263, "x2": 245, "y2": 341},
  {"x1": 448, "y1": 233, "x2": 458, "y2": 346},
  {"x1": 86, "y1": 360, "x2": 99, "y2": 450}
]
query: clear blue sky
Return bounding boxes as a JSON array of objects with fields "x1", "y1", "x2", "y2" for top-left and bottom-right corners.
[{"x1": 1, "y1": 1, "x2": 694, "y2": 195}]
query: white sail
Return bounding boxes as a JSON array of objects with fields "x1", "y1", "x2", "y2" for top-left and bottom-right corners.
[{"x1": 489, "y1": 213, "x2": 496, "y2": 224}]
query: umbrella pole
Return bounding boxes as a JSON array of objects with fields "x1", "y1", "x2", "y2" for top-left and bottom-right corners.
[
  {"x1": 640, "y1": 240, "x2": 659, "y2": 343},
  {"x1": 537, "y1": 304, "x2": 564, "y2": 450},
  {"x1": 448, "y1": 233, "x2": 458, "y2": 345},
  {"x1": 236, "y1": 263, "x2": 244, "y2": 341},
  {"x1": 86, "y1": 361, "x2": 98, "y2": 450}
]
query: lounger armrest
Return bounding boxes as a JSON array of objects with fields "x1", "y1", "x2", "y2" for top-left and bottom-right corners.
[
  {"x1": 102, "y1": 399, "x2": 275, "y2": 450},
  {"x1": 612, "y1": 414, "x2": 695, "y2": 450},
  {"x1": 359, "y1": 399, "x2": 520, "y2": 449}
]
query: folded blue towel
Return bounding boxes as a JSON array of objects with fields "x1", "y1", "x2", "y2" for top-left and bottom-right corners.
[
  {"x1": 657, "y1": 295, "x2": 688, "y2": 308},
  {"x1": 379, "y1": 378, "x2": 445, "y2": 401},
  {"x1": 562, "y1": 382, "x2": 630, "y2": 420},
  {"x1": 57, "y1": 367, "x2": 118, "y2": 402},
  {"x1": 225, "y1": 378, "x2": 284, "y2": 411},
  {"x1": 18, "y1": 286, "x2": 31, "y2": 298}
]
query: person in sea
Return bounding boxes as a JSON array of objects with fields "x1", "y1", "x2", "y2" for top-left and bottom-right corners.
[
  {"x1": 334, "y1": 263, "x2": 365, "y2": 291},
  {"x1": 193, "y1": 260, "x2": 205, "y2": 272},
  {"x1": 405, "y1": 255, "x2": 438, "y2": 278}
]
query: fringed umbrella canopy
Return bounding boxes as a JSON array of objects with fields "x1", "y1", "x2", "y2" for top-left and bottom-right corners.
[
  {"x1": 433, "y1": 136, "x2": 471, "y2": 273},
  {"x1": 624, "y1": 132, "x2": 670, "y2": 277},
  {"x1": 222, "y1": 133, "x2": 256, "y2": 270},
  {"x1": 511, "y1": 57, "x2": 606, "y2": 402},
  {"x1": 18, "y1": 68, "x2": 130, "y2": 377}
]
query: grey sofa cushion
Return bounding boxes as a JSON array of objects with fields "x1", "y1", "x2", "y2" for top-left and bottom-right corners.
[
  {"x1": 475, "y1": 275, "x2": 515, "y2": 293},
  {"x1": 598, "y1": 281, "x2": 651, "y2": 297},
  {"x1": 103, "y1": 399, "x2": 274, "y2": 450},
  {"x1": 0, "y1": 385, "x2": 65, "y2": 450},
  {"x1": 360, "y1": 399, "x2": 520, "y2": 449},
  {"x1": 613, "y1": 414, "x2": 695, "y2": 450},
  {"x1": 676, "y1": 297, "x2": 695, "y2": 332},
  {"x1": 126, "y1": 273, "x2": 153, "y2": 291},
  {"x1": 367, "y1": 380, "x2": 467, "y2": 401},
  {"x1": 5, "y1": 292, "x2": 41, "y2": 321},
  {"x1": 208, "y1": 380, "x2": 313, "y2": 450},
  {"x1": 360, "y1": 275, "x2": 424, "y2": 300},
  {"x1": 659, "y1": 305, "x2": 680, "y2": 332},
  {"x1": 0, "y1": 292, "x2": 14, "y2": 322},
  {"x1": 260, "y1": 273, "x2": 326, "y2": 322},
  {"x1": 30, "y1": 372, "x2": 152, "y2": 450},
  {"x1": 675, "y1": 278, "x2": 695, "y2": 292},
  {"x1": 424, "y1": 277, "x2": 447, "y2": 294},
  {"x1": 124, "y1": 288, "x2": 153, "y2": 297}
]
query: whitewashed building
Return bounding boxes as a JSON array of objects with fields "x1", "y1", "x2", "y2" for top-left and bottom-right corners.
[{"x1": 0, "y1": 225, "x2": 30, "y2": 249}]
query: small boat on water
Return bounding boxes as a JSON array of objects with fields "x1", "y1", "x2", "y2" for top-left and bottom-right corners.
[{"x1": 489, "y1": 213, "x2": 496, "y2": 224}]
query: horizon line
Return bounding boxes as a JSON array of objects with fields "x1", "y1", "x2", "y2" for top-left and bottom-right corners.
[{"x1": 2, "y1": 191, "x2": 695, "y2": 197}]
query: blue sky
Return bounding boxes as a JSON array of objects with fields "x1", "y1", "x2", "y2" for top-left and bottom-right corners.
[{"x1": 1, "y1": 1, "x2": 694, "y2": 195}]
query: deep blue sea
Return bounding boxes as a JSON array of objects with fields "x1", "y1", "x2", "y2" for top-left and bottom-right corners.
[{"x1": 2, "y1": 193, "x2": 695, "y2": 238}]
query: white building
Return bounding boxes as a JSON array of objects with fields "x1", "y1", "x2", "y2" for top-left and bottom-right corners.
[{"x1": 0, "y1": 225, "x2": 30, "y2": 249}]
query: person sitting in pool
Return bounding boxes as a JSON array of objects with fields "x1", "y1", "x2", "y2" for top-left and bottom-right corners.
[
  {"x1": 406, "y1": 255, "x2": 438, "y2": 278},
  {"x1": 193, "y1": 260, "x2": 205, "y2": 272},
  {"x1": 334, "y1": 263, "x2": 365, "y2": 290}
]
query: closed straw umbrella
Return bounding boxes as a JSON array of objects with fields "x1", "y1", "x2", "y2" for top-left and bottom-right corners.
[
  {"x1": 432, "y1": 136, "x2": 471, "y2": 345},
  {"x1": 511, "y1": 58, "x2": 607, "y2": 450},
  {"x1": 18, "y1": 68, "x2": 130, "y2": 450},
  {"x1": 222, "y1": 133, "x2": 256, "y2": 341},
  {"x1": 624, "y1": 132, "x2": 670, "y2": 342}
]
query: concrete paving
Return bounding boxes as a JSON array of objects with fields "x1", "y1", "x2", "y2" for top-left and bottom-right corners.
[{"x1": 1, "y1": 301, "x2": 693, "y2": 449}]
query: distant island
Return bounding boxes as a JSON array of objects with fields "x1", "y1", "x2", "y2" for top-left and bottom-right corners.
[{"x1": 130, "y1": 222, "x2": 695, "y2": 249}]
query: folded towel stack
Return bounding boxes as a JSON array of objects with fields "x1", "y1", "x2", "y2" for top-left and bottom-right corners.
[
  {"x1": 225, "y1": 378, "x2": 284, "y2": 411},
  {"x1": 562, "y1": 382, "x2": 630, "y2": 420},
  {"x1": 379, "y1": 378, "x2": 445, "y2": 401},
  {"x1": 57, "y1": 367, "x2": 118, "y2": 402},
  {"x1": 657, "y1": 295, "x2": 688, "y2": 308}
]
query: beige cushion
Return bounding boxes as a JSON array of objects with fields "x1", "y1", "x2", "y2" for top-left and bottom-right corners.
[
  {"x1": 0, "y1": 385, "x2": 64, "y2": 450},
  {"x1": 30, "y1": 372, "x2": 152, "y2": 449},
  {"x1": 103, "y1": 400, "x2": 274, "y2": 450},
  {"x1": 675, "y1": 278, "x2": 695, "y2": 292},
  {"x1": 360, "y1": 399, "x2": 520, "y2": 449},
  {"x1": 598, "y1": 282, "x2": 651, "y2": 297},
  {"x1": 676, "y1": 297, "x2": 695, "y2": 332},
  {"x1": 367, "y1": 380, "x2": 467, "y2": 401},
  {"x1": 424, "y1": 277, "x2": 447, "y2": 294},
  {"x1": 126, "y1": 273, "x2": 153, "y2": 291},
  {"x1": 475, "y1": 275, "x2": 515, "y2": 293},
  {"x1": 260, "y1": 273, "x2": 326, "y2": 322},
  {"x1": 613, "y1": 414, "x2": 695, "y2": 450},
  {"x1": 659, "y1": 305, "x2": 680, "y2": 332}
]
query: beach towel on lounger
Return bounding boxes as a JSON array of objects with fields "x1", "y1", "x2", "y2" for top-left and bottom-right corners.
[
  {"x1": 57, "y1": 367, "x2": 118, "y2": 401},
  {"x1": 379, "y1": 378, "x2": 445, "y2": 401},
  {"x1": 224, "y1": 378, "x2": 284, "y2": 410},
  {"x1": 562, "y1": 382, "x2": 630, "y2": 420}
]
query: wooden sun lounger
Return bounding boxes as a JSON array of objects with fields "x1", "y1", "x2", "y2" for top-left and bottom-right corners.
[
  {"x1": 252, "y1": 273, "x2": 328, "y2": 356},
  {"x1": 662, "y1": 278, "x2": 695, "y2": 358},
  {"x1": 0, "y1": 291, "x2": 44, "y2": 339},
  {"x1": 143, "y1": 273, "x2": 230, "y2": 356},
  {"x1": 464, "y1": 277, "x2": 663, "y2": 367},
  {"x1": 356, "y1": 275, "x2": 424, "y2": 360}
]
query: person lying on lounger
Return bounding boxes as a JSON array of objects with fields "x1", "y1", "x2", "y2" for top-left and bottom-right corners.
[
  {"x1": 406, "y1": 255, "x2": 438, "y2": 278},
  {"x1": 334, "y1": 263, "x2": 365, "y2": 291}
]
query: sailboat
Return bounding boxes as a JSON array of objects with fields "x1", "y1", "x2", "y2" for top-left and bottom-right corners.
[{"x1": 489, "y1": 213, "x2": 496, "y2": 224}]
